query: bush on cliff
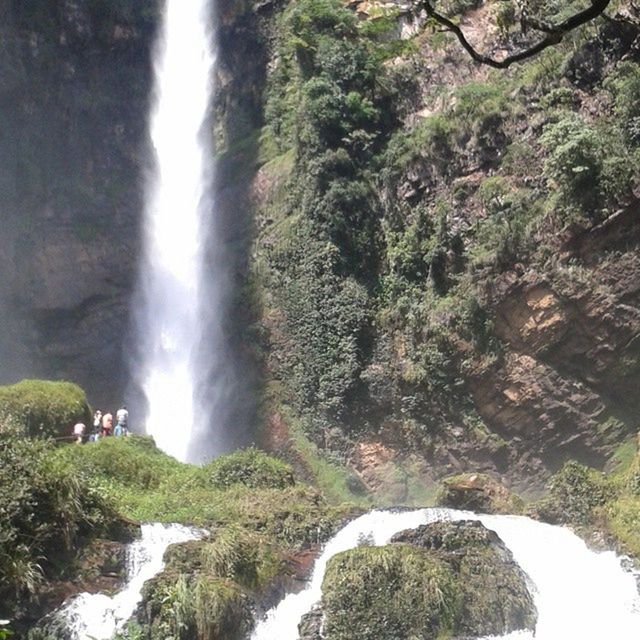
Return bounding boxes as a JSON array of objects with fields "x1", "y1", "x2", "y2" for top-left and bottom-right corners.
[
  {"x1": 0, "y1": 379, "x2": 91, "y2": 439},
  {"x1": 205, "y1": 446, "x2": 294, "y2": 490},
  {"x1": 532, "y1": 460, "x2": 610, "y2": 526}
]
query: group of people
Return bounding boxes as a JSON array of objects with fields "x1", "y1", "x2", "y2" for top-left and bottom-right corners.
[{"x1": 73, "y1": 406, "x2": 130, "y2": 443}]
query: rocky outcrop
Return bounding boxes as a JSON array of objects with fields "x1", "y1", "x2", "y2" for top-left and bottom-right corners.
[
  {"x1": 307, "y1": 520, "x2": 536, "y2": 640},
  {"x1": 437, "y1": 473, "x2": 523, "y2": 514},
  {"x1": 392, "y1": 521, "x2": 537, "y2": 639}
]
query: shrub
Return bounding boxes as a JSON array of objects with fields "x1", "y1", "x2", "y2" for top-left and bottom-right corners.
[
  {"x1": 535, "y1": 460, "x2": 610, "y2": 525},
  {"x1": 205, "y1": 447, "x2": 294, "y2": 490},
  {"x1": 0, "y1": 427, "x2": 118, "y2": 610},
  {"x1": 540, "y1": 114, "x2": 634, "y2": 221},
  {"x1": 0, "y1": 379, "x2": 91, "y2": 439}
]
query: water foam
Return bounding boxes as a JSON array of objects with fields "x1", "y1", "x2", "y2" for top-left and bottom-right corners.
[{"x1": 60, "y1": 523, "x2": 202, "y2": 640}]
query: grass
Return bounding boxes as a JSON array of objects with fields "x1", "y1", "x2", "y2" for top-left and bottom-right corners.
[
  {"x1": 54, "y1": 437, "x2": 345, "y2": 547},
  {"x1": 282, "y1": 404, "x2": 372, "y2": 507}
]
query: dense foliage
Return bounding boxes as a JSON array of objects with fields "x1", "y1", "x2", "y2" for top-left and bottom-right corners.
[
  {"x1": 0, "y1": 380, "x2": 92, "y2": 439},
  {"x1": 254, "y1": 0, "x2": 640, "y2": 482},
  {"x1": 322, "y1": 545, "x2": 458, "y2": 640},
  {"x1": 0, "y1": 425, "x2": 118, "y2": 617}
]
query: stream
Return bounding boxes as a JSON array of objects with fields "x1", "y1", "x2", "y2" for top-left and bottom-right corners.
[
  {"x1": 58, "y1": 510, "x2": 640, "y2": 640},
  {"x1": 252, "y1": 508, "x2": 640, "y2": 640}
]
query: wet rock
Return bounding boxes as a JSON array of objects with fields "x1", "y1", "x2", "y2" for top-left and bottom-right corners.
[
  {"x1": 437, "y1": 472, "x2": 523, "y2": 514},
  {"x1": 392, "y1": 520, "x2": 537, "y2": 638},
  {"x1": 298, "y1": 604, "x2": 324, "y2": 640}
]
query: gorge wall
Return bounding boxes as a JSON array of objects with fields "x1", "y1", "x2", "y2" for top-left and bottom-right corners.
[{"x1": 0, "y1": 0, "x2": 639, "y2": 493}]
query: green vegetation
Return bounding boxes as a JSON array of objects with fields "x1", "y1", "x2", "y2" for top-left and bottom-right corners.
[
  {"x1": 205, "y1": 446, "x2": 294, "y2": 490},
  {"x1": 531, "y1": 443, "x2": 640, "y2": 558},
  {"x1": 55, "y1": 437, "x2": 341, "y2": 546},
  {"x1": 0, "y1": 380, "x2": 91, "y2": 439},
  {"x1": 0, "y1": 423, "x2": 120, "y2": 617},
  {"x1": 3, "y1": 431, "x2": 346, "y2": 634},
  {"x1": 254, "y1": 0, "x2": 640, "y2": 484},
  {"x1": 322, "y1": 545, "x2": 458, "y2": 640}
]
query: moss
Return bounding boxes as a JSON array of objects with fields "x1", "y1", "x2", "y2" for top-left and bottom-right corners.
[
  {"x1": 531, "y1": 461, "x2": 610, "y2": 526},
  {"x1": 392, "y1": 521, "x2": 536, "y2": 637},
  {"x1": 0, "y1": 379, "x2": 92, "y2": 439},
  {"x1": 322, "y1": 545, "x2": 459, "y2": 640}
]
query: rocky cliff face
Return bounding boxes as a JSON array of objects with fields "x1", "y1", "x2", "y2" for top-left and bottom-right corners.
[
  {"x1": 250, "y1": 0, "x2": 640, "y2": 494},
  {"x1": 0, "y1": 0, "x2": 161, "y2": 407},
  {"x1": 1, "y1": 0, "x2": 638, "y2": 493}
]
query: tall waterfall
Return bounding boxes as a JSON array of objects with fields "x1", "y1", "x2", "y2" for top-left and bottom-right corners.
[
  {"x1": 252, "y1": 509, "x2": 640, "y2": 640},
  {"x1": 135, "y1": 0, "x2": 217, "y2": 462}
]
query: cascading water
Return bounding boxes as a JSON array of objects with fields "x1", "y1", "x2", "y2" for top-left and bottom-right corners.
[
  {"x1": 252, "y1": 509, "x2": 640, "y2": 640},
  {"x1": 59, "y1": 524, "x2": 202, "y2": 640},
  {"x1": 134, "y1": 0, "x2": 217, "y2": 462}
]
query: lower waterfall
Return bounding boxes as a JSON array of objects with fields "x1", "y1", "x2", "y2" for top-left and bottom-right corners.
[
  {"x1": 252, "y1": 508, "x2": 640, "y2": 640},
  {"x1": 59, "y1": 524, "x2": 202, "y2": 640}
]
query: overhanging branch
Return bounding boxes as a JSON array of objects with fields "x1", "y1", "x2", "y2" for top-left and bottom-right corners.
[{"x1": 420, "y1": 0, "x2": 612, "y2": 69}]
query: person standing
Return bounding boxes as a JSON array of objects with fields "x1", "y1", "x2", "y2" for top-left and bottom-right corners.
[
  {"x1": 73, "y1": 422, "x2": 86, "y2": 444},
  {"x1": 92, "y1": 410, "x2": 102, "y2": 442},
  {"x1": 101, "y1": 412, "x2": 113, "y2": 437},
  {"x1": 116, "y1": 405, "x2": 129, "y2": 436}
]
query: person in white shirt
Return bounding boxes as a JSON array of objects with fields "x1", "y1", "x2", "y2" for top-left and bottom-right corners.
[
  {"x1": 116, "y1": 406, "x2": 129, "y2": 436},
  {"x1": 73, "y1": 422, "x2": 86, "y2": 444}
]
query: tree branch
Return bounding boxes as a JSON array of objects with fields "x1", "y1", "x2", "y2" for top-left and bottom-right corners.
[{"x1": 420, "y1": 0, "x2": 612, "y2": 69}]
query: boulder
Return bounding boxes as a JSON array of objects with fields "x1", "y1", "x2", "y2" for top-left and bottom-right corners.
[
  {"x1": 437, "y1": 473, "x2": 523, "y2": 514},
  {"x1": 393, "y1": 520, "x2": 537, "y2": 638},
  {"x1": 316, "y1": 520, "x2": 536, "y2": 640}
]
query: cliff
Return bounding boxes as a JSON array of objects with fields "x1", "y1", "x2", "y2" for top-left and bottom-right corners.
[
  {"x1": 249, "y1": 0, "x2": 640, "y2": 494},
  {"x1": 0, "y1": 0, "x2": 638, "y2": 495}
]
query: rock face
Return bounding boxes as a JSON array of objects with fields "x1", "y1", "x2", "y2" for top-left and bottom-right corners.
[
  {"x1": 0, "y1": 0, "x2": 161, "y2": 408},
  {"x1": 309, "y1": 520, "x2": 536, "y2": 640}
]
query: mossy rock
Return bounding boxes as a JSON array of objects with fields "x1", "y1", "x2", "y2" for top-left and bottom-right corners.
[
  {"x1": 436, "y1": 473, "x2": 524, "y2": 514},
  {"x1": 0, "y1": 379, "x2": 92, "y2": 439},
  {"x1": 393, "y1": 521, "x2": 537, "y2": 637},
  {"x1": 529, "y1": 460, "x2": 610, "y2": 526},
  {"x1": 140, "y1": 573, "x2": 251, "y2": 640},
  {"x1": 312, "y1": 520, "x2": 536, "y2": 640},
  {"x1": 321, "y1": 545, "x2": 459, "y2": 640}
]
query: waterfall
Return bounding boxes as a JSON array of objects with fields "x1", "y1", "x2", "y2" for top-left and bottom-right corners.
[
  {"x1": 59, "y1": 524, "x2": 202, "y2": 640},
  {"x1": 252, "y1": 509, "x2": 640, "y2": 640},
  {"x1": 134, "y1": 0, "x2": 218, "y2": 462}
]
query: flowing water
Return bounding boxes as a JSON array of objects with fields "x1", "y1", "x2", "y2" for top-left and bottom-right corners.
[
  {"x1": 60, "y1": 524, "x2": 202, "y2": 640},
  {"x1": 134, "y1": 0, "x2": 217, "y2": 462},
  {"x1": 252, "y1": 508, "x2": 640, "y2": 640}
]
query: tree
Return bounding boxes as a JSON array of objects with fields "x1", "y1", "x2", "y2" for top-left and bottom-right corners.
[{"x1": 421, "y1": 0, "x2": 613, "y2": 68}]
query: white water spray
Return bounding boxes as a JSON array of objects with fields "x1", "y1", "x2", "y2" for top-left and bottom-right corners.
[
  {"x1": 252, "y1": 509, "x2": 640, "y2": 640},
  {"x1": 135, "y1": 0, "x2": 216, "y2": 462},
  {"x1": 60, "y1": 524, "x2": 202, "y2": 640}
]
